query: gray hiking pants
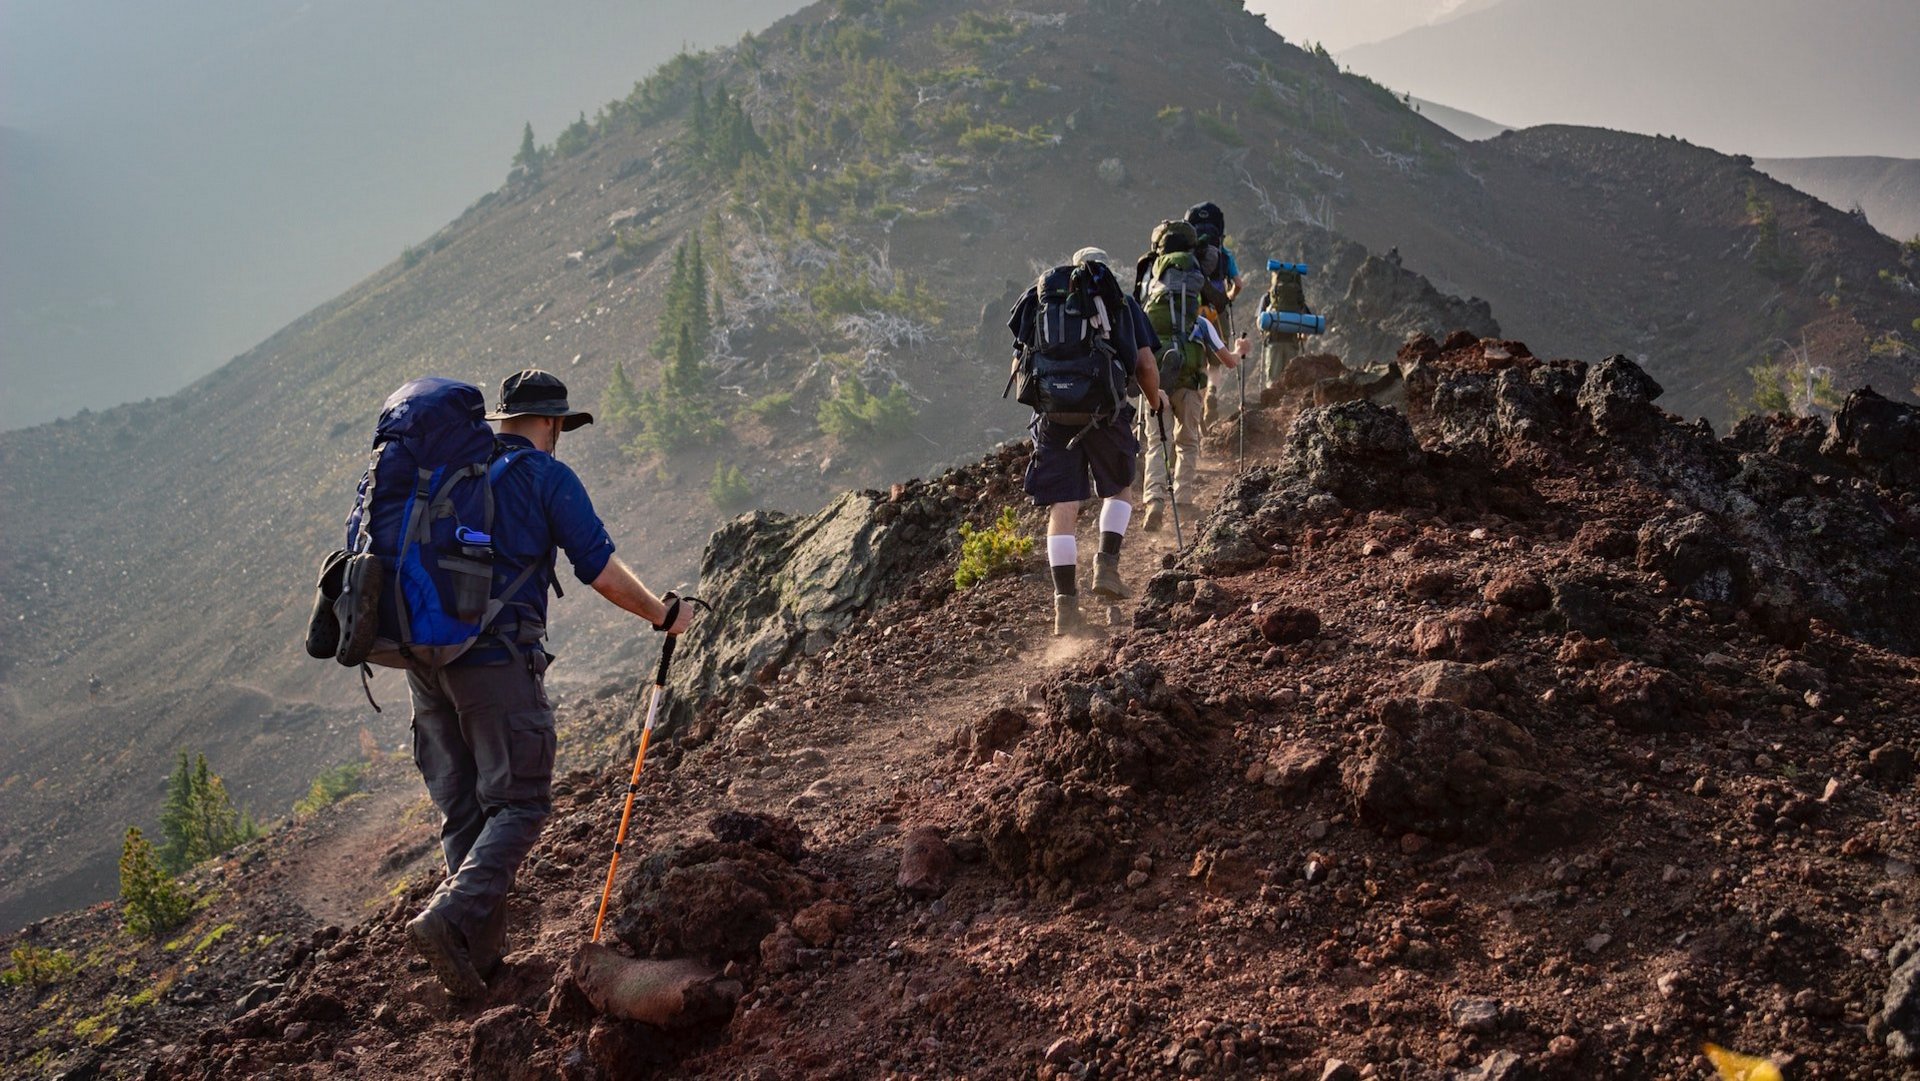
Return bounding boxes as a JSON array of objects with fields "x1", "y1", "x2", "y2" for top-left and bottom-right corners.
[{"x1": 408, "y1": 659, "x2": 556, "y2": 950}]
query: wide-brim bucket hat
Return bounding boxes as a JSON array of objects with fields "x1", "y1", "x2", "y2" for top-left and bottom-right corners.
[{"x1": 484, "y1": 369, "x2": 594, "y2": 431}]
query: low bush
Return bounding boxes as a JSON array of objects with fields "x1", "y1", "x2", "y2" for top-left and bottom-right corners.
[
  {"x1": 1, "y1": 945, "x2": 77, "y2": 988},
  {"x1": 954, "y1": 507, "x2": 1035, "y2": 590},
  {"x1": 292, "y1": 762, "x2": 367, "y2": 817},
  {"x1": 119, "y1": 828, "x2": 193, "y2": 938}
]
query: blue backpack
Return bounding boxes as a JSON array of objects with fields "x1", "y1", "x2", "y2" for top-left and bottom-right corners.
[{"x1": 312, "y1": 378, "x2": 542, "y2": 673}]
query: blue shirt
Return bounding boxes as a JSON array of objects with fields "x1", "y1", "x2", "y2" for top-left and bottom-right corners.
[
  {"x1": 1221, "y1": 248, "x2": 1241, "y2": 280},
  {"x1": 459, "y1": 433, "x2": 615, "y2": 664}
]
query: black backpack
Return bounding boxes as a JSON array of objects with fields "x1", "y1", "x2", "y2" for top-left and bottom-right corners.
[
  {"x1": 1010, "y1": 261, "x2": 1131, "y2": 419},
  {"x1": 1185, "y1": 201, "x2": 1226, "y2": 241}
]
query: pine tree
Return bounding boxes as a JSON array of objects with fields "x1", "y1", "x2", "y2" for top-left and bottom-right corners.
[
  {"x1": 602, "y1": 361, "x2": 643, "y2": 437},
  {"x1": 158, "y1": 751, "x2": 194, "y2": 872},
  {"x1": 158, "y1": 751, "x2": 258, "y2": 873},
  {"x1": 513, "y1": 122, "x2": 539, "y2": 171},
  {"x1": 686, "y1": 234, "x2": 712, "y2": 349},
  {"x1": 119, "y1": 827, "x2": 192, "y2": 937}
]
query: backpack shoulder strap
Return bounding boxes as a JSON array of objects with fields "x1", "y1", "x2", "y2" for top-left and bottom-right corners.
[{"x1": 484, "y1": 444, "x2": 566, "y2": 599}]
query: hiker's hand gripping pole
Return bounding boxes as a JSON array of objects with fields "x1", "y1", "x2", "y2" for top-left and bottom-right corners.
[{"x1": 590, "y1": 592, "x2": 711, "y2": 944}]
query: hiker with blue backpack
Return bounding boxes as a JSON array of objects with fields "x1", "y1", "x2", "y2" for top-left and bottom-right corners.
[
  {"x1": 306, "y1": 369, "x2": 697, "y2": 998},
  {"x1": 1007, "y1": 247, "x2": 1167, "y2": 635}
]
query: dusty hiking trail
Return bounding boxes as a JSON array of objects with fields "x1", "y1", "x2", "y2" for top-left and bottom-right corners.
[{"x1": 275, "y1": 784, "x2": 439, "y2": 931}]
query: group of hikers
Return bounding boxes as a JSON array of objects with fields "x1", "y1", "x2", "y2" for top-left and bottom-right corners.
[
  {"x1": 303, "y1": 199, "x2": 1313, "y2": 999},
  {"x1": 1007, "y1": 200, "x2": 1315, "y2": 636}
]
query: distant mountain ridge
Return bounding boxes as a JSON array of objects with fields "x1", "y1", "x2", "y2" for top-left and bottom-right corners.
[
  {"x1": 1758, "y1": 157, "x2": 1920, "y2": 243},
  {"x1": 1341, "y1": 0, "x2": 1920, "y2": 159},
  {"x1": 1, "y1": 0, "x2": 1914, "y2": 934}
]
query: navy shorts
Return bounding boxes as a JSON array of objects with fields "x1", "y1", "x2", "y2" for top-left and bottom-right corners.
[{"x1": 1023, "y1": 410, "x2": 1140, "y2": 506}]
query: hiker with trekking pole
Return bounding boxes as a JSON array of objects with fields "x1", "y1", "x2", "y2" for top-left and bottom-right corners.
[
  {"x1": 1132, "y1": 219, "x2": 1248, "y2": 534},
  {"x1": 306, "y1": 369, "x2": 701, "y2": 999},
  {"x1": 1006, "y1": 246, "x2": 1167, "y2": 636}
]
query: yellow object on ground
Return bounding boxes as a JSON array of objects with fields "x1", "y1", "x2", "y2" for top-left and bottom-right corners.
[{"x1": 1704, "y1": 1043, "x2": 1783, "y2": 1081}]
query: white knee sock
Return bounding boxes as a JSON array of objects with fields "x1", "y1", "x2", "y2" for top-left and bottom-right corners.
[
  {"x1": 1098, "y1": 499, "x2": 1132, "y2": 537},
  {"x1": 1048, "y1": 534, "x2": 1078, "y2": 596}
]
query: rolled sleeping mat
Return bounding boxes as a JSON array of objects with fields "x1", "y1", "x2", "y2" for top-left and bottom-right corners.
[
  {"x1": 1258, "y1": 310, "x2": 1326, "y2": 335},
  {"x1": 1266, "y1": 259, "x2": 1310, "y2": 276}
]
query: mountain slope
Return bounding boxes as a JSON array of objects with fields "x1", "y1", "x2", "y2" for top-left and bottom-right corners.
[
  {"x1": 1757, "y1": 156, "x2": 1920, "y2": 243},
  {"x1": 1341, "y1": 0, "x2": 1920, "y2": 159},
  {"x1": 1409, "y1": 97, "x2": 1509, "y2": 141},
  {"x1": 2, "y1": 0, "x2": 1916, "y2": 933},
  {"x1": 10, "y1": 350, "x2": 1920, "y2": 1079}
]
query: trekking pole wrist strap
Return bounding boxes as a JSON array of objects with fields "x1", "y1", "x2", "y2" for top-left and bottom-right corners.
[{"x1": 653, "y1": 593, "x2": 682, "y2": 633}]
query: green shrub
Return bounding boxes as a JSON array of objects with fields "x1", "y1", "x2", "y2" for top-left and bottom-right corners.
[
  {"x1": 292, "y1": 762, "x2": 367, "y2": 817},
  {"x1": 709, "y1": 463, "x2": 754, "y2": 511},
  {"x1": 119, "y1": 827, "x2": 193, "y2": 938},
  {"x1": 817, "y1": 379, "x2": 916, "y2": 442},
  {"x1": 1, "y1": 945, "x2": 77, "y2": 988},
  {"x1": 936, "y1": 12, "x2": 1021, "y2": 52},
  {"x1": 1196, "y1": 108, "x2": 1244, "y2": 146},
  {"x1": 954, "y1": 507, "x2": 1035, "y2": 590},
  {"x1": 957, "y1": 122, "x2": 1048, "y2": 153},
  {"x1": 747, "y1": 391, "x2": 795, "y2": 420},
  {"x1": 554, "y1": 111, "x2": 593, "y2": 157}
]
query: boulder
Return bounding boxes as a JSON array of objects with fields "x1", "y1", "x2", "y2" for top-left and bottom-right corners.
[{"x1": 569, "y1": 948, "x2": 739, "y2": 1028}]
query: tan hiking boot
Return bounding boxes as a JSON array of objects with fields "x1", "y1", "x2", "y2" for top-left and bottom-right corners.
[
  {"x1": 407, "y1": 909, "x2": 487, "y2": 999},
  {"x1": 1142, "y1": 503, "x2": 1164, "y2": 533},
  {"x1": 1091, "y1": 552, "x2": 1132, "y2": 600},
  {"x1": 1053, "y1": 594, "x2": 1083, "y2": 637}
]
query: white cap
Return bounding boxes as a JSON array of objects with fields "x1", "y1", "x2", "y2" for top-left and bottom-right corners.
[{"x1": 1071, "y1": 246, "x2": 1109, "y2": 265}]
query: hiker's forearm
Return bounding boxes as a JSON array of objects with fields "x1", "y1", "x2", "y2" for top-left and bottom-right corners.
[
  {"x1": 590, "y1": 557, "x2": 671, "y2": 626},
  {"x1": 1134, "y1": 347, "x2": 1163, "y2": 403}
]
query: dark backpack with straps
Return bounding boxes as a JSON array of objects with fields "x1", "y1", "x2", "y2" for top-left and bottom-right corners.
[
  {"x1": 1009, "y1": 261, "x2": 1131, "y2": 419},
  {"x1": 307, "y1": 378, "x2": 545, "y2": 673}
]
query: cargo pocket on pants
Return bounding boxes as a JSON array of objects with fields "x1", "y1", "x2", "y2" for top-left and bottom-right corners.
[{"x1": 506, "y1": 710, "x2": 556, "y2": 803}]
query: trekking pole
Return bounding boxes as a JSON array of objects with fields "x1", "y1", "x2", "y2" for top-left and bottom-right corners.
[
  {"x1": 1236, "y1": 344, "x2": 1247, "y2": 473},
  {"x1": 590, "y1": 593, "x2": 711, "y2": 943},
  {"x1": 1155, "y1": 407, "x2": 1184, "y2": 552}
]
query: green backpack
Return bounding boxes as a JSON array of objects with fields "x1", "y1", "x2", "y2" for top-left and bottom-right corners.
[
  {"x1": 1143, "y1": 252, "x2": 1214, "y2": 390},
  {"x1": 1267, "y1": 266, "x2": 1309, "y2": 320}
]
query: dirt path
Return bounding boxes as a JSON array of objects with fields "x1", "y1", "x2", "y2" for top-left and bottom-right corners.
[{"x1": 277, "y1": 781, "x2": 437, "y2": 929}]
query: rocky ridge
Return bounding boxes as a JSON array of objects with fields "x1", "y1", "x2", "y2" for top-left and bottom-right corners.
[{"x1": 9, "y1": 335, "x2": 1920, "y2": 1079}]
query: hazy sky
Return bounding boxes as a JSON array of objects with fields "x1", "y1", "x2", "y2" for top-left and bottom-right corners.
[
  {"x1": 0, "y1": 0, "x2": 800, "y2": 431},
  {"x1": 1340, "y1": 0, "x2": 1920, "y2": 160},
  {"x1": 1244, "y1": 0, "x2": 1488, "y2": 51},
  {"x1": 3, "y1": 0, "x2": 1915, "y2": 430}
]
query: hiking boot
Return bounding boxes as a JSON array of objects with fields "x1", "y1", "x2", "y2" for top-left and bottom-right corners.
[
  {"x1": 1091, "y1": 552, "x2": 1132, "y2": 600},
  {"x1": 1053, "y1": 594, "x2": 1083, "y2": 637},
  {"x1": 1142, "y1": 504, "x2": 1164, "y2": 533},
  {"x1": 407, "y1": 909, "x2": 487, "y2": 999},
  {"x1": 470, "y1": 899, "x2": 509, "y2": 980}
]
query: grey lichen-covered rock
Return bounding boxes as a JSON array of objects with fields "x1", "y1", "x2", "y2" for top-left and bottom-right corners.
[
  {"x1": 1284, "y1": 400, "x2": 1425, "y2": 505},
  {"x1": 1578, "y1": 353, "x2": 1665, "y2": 433},
  {"x1": 1095, "y1": 157, "x2": 1127, "y2": 187},
  {"x1": 1823, "y1": 386, "x2": 1920, "y2": 491},
  {"x1": 1873, "y1": 928, "x2": 1920, "y2": 1062},
  {"x1": 666, "y1": 444, "x2": 1027, "y2": 729}
]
